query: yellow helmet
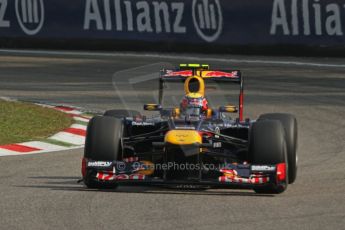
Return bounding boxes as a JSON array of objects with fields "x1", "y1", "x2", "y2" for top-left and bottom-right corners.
[{"x1": 184, "y1": 75, "x2": 205, "y2": 97}]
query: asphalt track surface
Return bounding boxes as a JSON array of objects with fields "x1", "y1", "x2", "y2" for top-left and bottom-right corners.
[{"x1": 0, "y1": 50, "x2": 344, "y2": 230}]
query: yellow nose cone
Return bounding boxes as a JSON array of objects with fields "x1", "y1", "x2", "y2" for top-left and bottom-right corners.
[{"x1": 165, "y1": 130, "x2": 202, "y2": 145}]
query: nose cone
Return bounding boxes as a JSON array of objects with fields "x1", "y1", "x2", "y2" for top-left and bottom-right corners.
[
  {"x1": 165, "y1": 130, "x2": 202, "y2": 157},
  {"x1": 165, "y1": 130, "x2": 202, "y2": 145}
]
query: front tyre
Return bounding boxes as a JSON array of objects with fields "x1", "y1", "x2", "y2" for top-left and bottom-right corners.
[
  {"x1": 249, "y1": 120, "x2": 288, "y2": 194},
  {"x1": 259, "y1": 113, "x2": 298, "y2": 184},
  {"x1": 83, "y1": 116, "x2": 123, "y2": 188}
]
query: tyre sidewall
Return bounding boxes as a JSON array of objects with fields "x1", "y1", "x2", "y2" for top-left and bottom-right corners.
[
  {"x1": 259, "y1": 113, "x2": 298, "y2": 184},
  {"x1": 250, "y1": 120, "x2": 288, "y2": 194}
]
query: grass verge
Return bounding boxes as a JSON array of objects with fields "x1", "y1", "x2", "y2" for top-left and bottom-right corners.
[{"x1": 0, "y1": 100, "x2": 73, "y2": 145}]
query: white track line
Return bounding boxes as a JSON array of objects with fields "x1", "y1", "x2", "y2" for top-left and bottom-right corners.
[
  {"x1": 73, "y1": 116, "x2": 90, "y2": 123},
  {"x1": 34, "y1": 103, "x2": 55, "y2": 109},
  {"x1": 0, "y1": 149, "x2": 20, "y2": 157},
  {"x1": 54, "y1": 109, "x2": 83, "y2": 115},
  {"x1": 0, "y1": 146, "x2": 84, "y2": 157},
  {"x1": 1, "y1": 49, "x2": 345, "y2": 68},
  {"x1": 48, "y1": 132, "x2": 85, "y2": 146},
  {"x1": 70, "y1": 124, "x2": 87, "y2": 130}
]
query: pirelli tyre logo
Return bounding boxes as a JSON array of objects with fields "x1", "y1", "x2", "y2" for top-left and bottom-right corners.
[
  {"x1": 83, "y1": 0, "x2": 223, "y2": 43},
  {"x1": 15, "y1": 0, "x2": 45, "y2": 35}
]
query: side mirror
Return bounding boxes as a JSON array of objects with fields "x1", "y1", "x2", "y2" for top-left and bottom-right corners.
[
  {"x1": 144, "y1": 104, "x2": 162, "y2": 111},
  {"x1": 219, "y1": 105, "x2": 238, "y2": 113}
]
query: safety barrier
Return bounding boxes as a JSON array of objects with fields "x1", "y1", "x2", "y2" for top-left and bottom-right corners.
[{"x1": 1, "y1": 0, "x2": 345, "y2": 55}]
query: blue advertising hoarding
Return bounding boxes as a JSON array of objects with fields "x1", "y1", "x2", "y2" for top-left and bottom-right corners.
[{"x1": 1, "y1": 0, "x2": 345, "y2": 48}]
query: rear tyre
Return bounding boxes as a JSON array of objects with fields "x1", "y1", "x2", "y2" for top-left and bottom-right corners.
[
  {"x1": 259, "y1": 113, "x2": 298, "y2": 184},
  {"x1": 83, "y1": 116, "x2": 123, "y2": 189},
  {"x1": 249, "y1": 120, "x2": 288, "y2": 194},
  {"x1": 104, "y1": 109, "x2": 140, "y2": 118}
]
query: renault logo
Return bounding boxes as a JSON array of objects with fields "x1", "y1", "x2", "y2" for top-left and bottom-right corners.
[
  {"x1": 192, "y1": 0, "x2": 223, "y2": 42},
  {"x1": 15, "y1": 0, "x2": 44, "y2": 35}
]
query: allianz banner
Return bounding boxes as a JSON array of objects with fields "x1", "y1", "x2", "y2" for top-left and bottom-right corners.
[{"x1": 1, "y1": 0, "x2": 345, "y2": 46}]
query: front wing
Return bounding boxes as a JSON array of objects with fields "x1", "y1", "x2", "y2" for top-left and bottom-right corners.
[{"x1": 84, "y1": 158, "x2": 281, "y2": 189}]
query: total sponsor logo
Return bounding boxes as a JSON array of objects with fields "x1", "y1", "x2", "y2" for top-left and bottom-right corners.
[
  {"x1": 83, "y1": 0, "x2": 223, "y2": 42},
  {"x1": 271, "y1": 0, "x2": 345, "y2": 36},
  {"x1": 0, "y1": 0, "x2": 44, "y2": 35}
]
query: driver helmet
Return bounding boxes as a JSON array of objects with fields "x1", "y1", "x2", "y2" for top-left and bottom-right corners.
[{"x1": 180, "y1": 93, "x2": 208, "y2": 120}]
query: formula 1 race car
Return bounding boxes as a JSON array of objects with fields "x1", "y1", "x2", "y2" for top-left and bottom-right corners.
[{"x1": 81, "y1": 64, "x2": 298, "y2": 194}]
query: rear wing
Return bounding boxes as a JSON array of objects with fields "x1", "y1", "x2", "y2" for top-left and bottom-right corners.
[
  {"x1": 158, "y1": 65, "x2": 245, "y2": 121},
  {"x1": 160, "y1": 69, "x2": 242, "y2": 83}
]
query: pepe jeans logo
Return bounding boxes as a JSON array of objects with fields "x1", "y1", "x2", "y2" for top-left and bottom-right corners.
[
  {"x1": 15, "y1": 0, "x2": 44, "y2": 35},
  {"x1": 192, "y1": 0, "x2": 223, "y2": 42}
]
